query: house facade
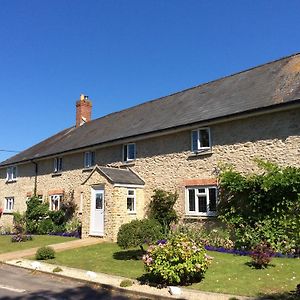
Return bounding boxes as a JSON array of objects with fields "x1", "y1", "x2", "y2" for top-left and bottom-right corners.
[{"x1": 1, "y1": 54, "x2": 300, "y2": 240}]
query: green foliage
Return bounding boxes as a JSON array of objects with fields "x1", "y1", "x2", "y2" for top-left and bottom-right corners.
[
  {"x1": 25, "y1": 195, "x2": 78, "y2": 235},
  {"x1": 35, "y1": 246, "x2": 55, "y2": 260},
  {"x1": 120, "y1": 279, "x2": 133, "y2": 287},
  {"x1": 117, "y1": 219, "x2": 163, "y2": 250},
  {"x1": 218, "y1": 161, "x2": 300, "y2": 253},
  {"x1": 52, "y1": 266, "x2": 63, "y2": 273},
  {"x1": 12, "y1": 211, "x2": 26, "y2": 234},
  {"x1": 176, "y1": 222, "x2": 234, "y2": 249},
  {"x1": 148, "y1": 189, "x2": 179, "y2": 233},
  {"x1": 143, "y1": 233, "x2": 212, "y2": 285}
]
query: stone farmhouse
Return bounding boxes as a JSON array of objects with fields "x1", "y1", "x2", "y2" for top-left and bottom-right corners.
[{"x1": 0, "y1": 54, "x2": 299, "y2": 240}]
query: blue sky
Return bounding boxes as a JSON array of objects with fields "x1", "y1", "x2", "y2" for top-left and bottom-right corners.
[{"x1": 0, "y1": 0, "x2": 299, "y2": 162}]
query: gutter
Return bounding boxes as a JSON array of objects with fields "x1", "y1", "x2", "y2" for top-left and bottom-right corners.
[{"x1": 31, "y1": 160, "x2": 38, "y2": 197}]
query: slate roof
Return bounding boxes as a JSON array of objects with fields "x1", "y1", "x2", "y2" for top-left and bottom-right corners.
[
  {"x1": 99, "y1": 167, "x2": 144, "y2": 185},
  {"x1": 2, "y1": 53, "x2": 300, "y2": 166},
  {"x1": 82, "y1": 166, "x2": 145, "y2": 185}
]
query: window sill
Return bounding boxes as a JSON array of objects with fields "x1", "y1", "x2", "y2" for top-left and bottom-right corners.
[
  {"x1": 51, "y1": 172, "x2": 62, "y2": 177},
  {"x1": 3, "y1": 211, "x2": 13, "y2": 214},
  {"x1": 82, "y1": 167, "x2": 93, "y2": 173},
  {"x1": 184, "y1": 214, "x2": 217, "y2": 219},
  {"x1": 127, "y1": 212, "x2": 137, "y2": 215},
  {"x1": 121, "y1": 161, "x2": 136, "y2": 167},
  {"x1": 189, "y1": 149, "x2": 212, "y2": 157},
  {"x1": 5, "y1": 180, "x2": 17, "y2": 184}
]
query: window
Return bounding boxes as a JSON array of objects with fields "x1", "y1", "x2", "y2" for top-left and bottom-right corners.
[
  {"x1": 49, "y1": 194, "x2": 63, "y2": 211},
  {"x1": 84, "y1": 151, "x2": 95, "y2": 168},
  {"x1": 6, "y1": 166, "x2": 17, "y2": 182},
  {"x1": 127, "y1": 189, "x2": 136, "y2": 213},
  {"x1": 191, "y1": 128, "x2": 211, "y2": 152},
  {"x1": 53, "y1": 157, "x2": 63, "y2": 173},
  {"x1": 4, "y1": 197, "x2": 14, "y2": 212},
  {"x1": 123, "y1": 143, "x2": 136, "y2": 162},
  {"x1": 186, "y1": 186, "x2": 217, "y2": 216}
]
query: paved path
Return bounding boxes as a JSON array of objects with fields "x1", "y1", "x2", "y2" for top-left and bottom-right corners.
[{"x1": 0, "y1": 237, "x2": 103, "y2": 261}]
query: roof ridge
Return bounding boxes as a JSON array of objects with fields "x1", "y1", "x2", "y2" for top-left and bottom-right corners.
[{"x1": 85, "y1": 52, "x2": 300, "y2": 125}]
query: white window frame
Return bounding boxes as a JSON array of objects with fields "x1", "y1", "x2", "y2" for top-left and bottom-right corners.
[
  {"x1": 84, "y1": 151, "x2": 95, "y2": 168},
  {"x1": 6, "y1": 166, "x2": 17, "y2": 182},
  {"x1": 191, "y1": 127, "x2": 211, "y2": 152},
  {"x1": 4, "y1": 197, "x2": 14, "y2": 212},
  {"x1": 49, "y1": 194, "x2": 63, "y2": 211},
  {"x1": 53, "y1": 157, "x2": 63, "y2": 173},
  {"x1": 186, "y1": 186, "x2": 218, "y2": 216},
  {"x1": 126, "y1": 189, "x2": 136, "y2": 214},
  {"x1": 123, "y1": 143, "x2": 136, "y2": 162}
]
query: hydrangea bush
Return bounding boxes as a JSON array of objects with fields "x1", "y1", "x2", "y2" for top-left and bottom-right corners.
[{"x1": 143, "y1": 233, "x2": 212, "y2": 285}]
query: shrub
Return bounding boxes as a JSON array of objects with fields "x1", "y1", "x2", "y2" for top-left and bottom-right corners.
[
  {"x1": 218, "y1": 161, "x2": 300, "y2": 254},
  {"x1": 250, "y1": 242, "x2": 274, "y2": 269},
  {"x1": 13, "y1": 212, "x2": 26, "y2": 234},
  {"x1": 35, "y1": 246, "x2": 55, "y2": 260},
  {"x1": 120, "y1": 279, "x2": 133, "y2": 287},
  {"x1": 117, "y1": 219, "x2": 163, "y2": 251},
  {"x1": 148, "y1": 189, "x2": 179, "y2": 233},
  {"x1": 11, "y1": 234, "x2": 33, "y2": 243},
  {"x1": 143, "y1": 233, "x2": 212, "y2": 285},
  {"x1": 176, "y1": 222, "x2": 234, "y2": 250},
  {"x1": 52, "y1": 266, "x2": 63, "y2": 273}
]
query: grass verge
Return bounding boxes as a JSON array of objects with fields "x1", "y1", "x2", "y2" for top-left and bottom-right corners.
[
  {"x1": 0, "y1": 235, "x2": 77, "y2": 254},
  {"x1": 45, "y1": 242, "x2": 300, "y2": 297}
]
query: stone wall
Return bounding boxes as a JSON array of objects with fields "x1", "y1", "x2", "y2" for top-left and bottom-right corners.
[{"x1": 0, "y1": 107, "x2": 299, "y2": 238}]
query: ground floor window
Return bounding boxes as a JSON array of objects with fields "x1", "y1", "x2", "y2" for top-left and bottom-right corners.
[
  {"x1": 186, "y1": 186, "x2": 217, "y2": 216},
  {"x1": 49, "y1": 194, "x2": 63, "y2": 211},
  {"x1": 4, "y1": 197, "x2": 14, "y2": 212},
  {"x1": 127, "y1": 189, "x2": 136, "y2": 213}
]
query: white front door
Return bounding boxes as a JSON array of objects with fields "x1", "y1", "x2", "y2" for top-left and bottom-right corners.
[{"x1": 90, "y1": 188, "x2": 104, "y2": 236}]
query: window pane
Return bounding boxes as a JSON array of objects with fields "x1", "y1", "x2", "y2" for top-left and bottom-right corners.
[
  {"x1": 209, "y1": 188, "x2": 217, "y2": 212},
  {"x1": 96, "y1": 193, "x2": 103, "y2": 209},
  {"x1": 188, "y1": 189, "x2": 196, "y2": 211},
  {"x1": 198, "y1": 188, "x2": 205, "y2": 193},
  {"x1": 128, "y1": 190, "x2": 134, "y2": 196},
  {"x1": 191, "y1": 130, "x2": 198, "y2": 151},
  {"x1": 128, "y1": 144, "x2": 135, "y2": 160},
  {"x1": 127, "y1": 198, "x2": 134, "y2": 211},
  {"x1": 198, "y1": 196, "x2": 207, "y2": 213},
  {"x1": 199, "y1": 129, "x2": 210, "y2": 148}
]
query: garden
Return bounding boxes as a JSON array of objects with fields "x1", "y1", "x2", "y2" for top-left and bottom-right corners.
[{"x1": 1, "y1": 161, "x2": 300, "y2": 298}]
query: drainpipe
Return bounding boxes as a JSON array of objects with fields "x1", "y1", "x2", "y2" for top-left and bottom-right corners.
[{"x1": 31, "y1": 160, "x2": 38, "y2": 197}]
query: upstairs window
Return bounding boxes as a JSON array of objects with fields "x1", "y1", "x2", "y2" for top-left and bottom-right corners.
[
  {"x1": 4, "y1": 197, "x2": 14, "y2": 212},
  {"x1": 123, "y1": 143, "x2": 136, "y2": 162},
  {"x1": 6, "y1": 166, "x2": 17, "y2": 182},
  {"x1": 84, "y1": 151, "x2": 95, "y2": 168},
  {"x1": 186, "y1": 186, "x2": 217, "y2": 216},
  {"x1": 49, "y1": 194, "x2": 63, "y2": 211},
  {"x1": 191, "y1": 128, "x2": 211, "y2": 152},
  {"x1": 127, "y1": 189, "x2": 136, "y2": 213},
  {"x1": 53, "y1": 157, "x2": 63, "y2": 173}
]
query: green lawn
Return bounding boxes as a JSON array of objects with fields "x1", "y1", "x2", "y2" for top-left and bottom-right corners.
[
  {"x1": 46, "y1": 242, "x2": 300, "y2": 298},
  {"x1": 0, "y1": 235, "x2": 77, "y2": 254}
]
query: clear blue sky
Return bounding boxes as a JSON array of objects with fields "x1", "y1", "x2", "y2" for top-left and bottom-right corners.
[{"x1": 0, "y1": 0, "x2": 299, "y2": 162}]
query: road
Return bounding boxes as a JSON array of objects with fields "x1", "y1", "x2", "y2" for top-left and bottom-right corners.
[{"x1": 0, "y1": 263, "x2": 146, "y2": 300}]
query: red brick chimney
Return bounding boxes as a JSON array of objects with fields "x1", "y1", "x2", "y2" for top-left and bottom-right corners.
[{"x1": 76, "y1": 94, "x2": 92, "y2": 127}]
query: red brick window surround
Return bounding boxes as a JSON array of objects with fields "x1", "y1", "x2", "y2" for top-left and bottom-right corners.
[{"x1": 184, "y1": 178, "x2": 218, "y2": 217}]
